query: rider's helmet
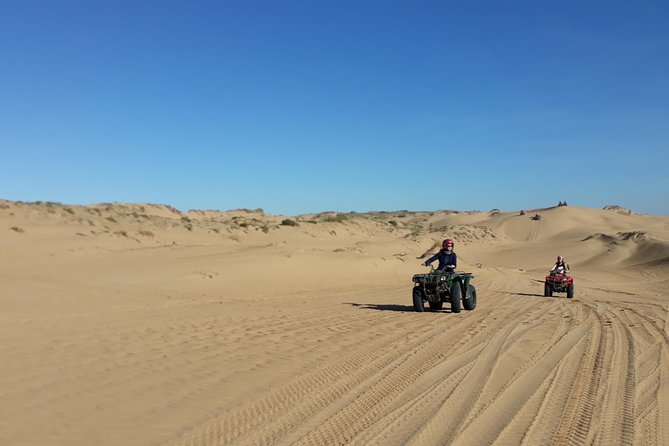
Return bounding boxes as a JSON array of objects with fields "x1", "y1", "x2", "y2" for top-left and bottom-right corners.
[
  {"x1": 557, "y1": 255, "x2": 565, "y2": 263},
  {"x1": 442, "y1": 239, "x2": 454, "y2": 249}
]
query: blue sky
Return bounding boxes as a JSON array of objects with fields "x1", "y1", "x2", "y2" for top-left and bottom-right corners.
[{"x1": 1, "y1": 1, "x2": 668, "y2": 215}]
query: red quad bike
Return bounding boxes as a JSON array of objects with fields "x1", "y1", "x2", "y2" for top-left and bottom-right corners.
[{"x1": 544, "y1": 272, "x2": 574, "y2": 299}]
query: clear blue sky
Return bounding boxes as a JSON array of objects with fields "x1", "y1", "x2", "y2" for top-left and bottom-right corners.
[{"x1": 1, "y1": 1, "x2": 668, "y2": 215}]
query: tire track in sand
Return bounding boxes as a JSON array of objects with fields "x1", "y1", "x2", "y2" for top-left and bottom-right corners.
[
  {"x1": 448, "y1": 303, "x2": 590, "y2": 445},
  {"x1": 547, "y1": 299, "x2": 637, "y2": 446},
  {"x1": 550, "y1": 301, "x2": 607, "y2": 446},
  {"x1": 295, "y1": 298, "x2": 562, "y2": 446},
  {"x1": 165, "y1": 311, "x2": 477, "y2": 446},
  {"x1": 463, "y1": 304, "x2": 580, "y2": 445},
  {"x1": 404, "y1": 321, "x2": 517, "y2": 445},
  {"x1": 591, "y1": 304, "x2": 635, "y2": 446},
  {"x1": 342, "y1": 301, "x2": 561, "y2": 445},
  {"x1": 613, "y1": 304, "x2": 669, "y2": 445},
  {"x1": 240, "y1": 305, "x2": 540, "y2": 446},
  {"x1": 286, "y1": 318, "x2": 488, "y2": 446}
]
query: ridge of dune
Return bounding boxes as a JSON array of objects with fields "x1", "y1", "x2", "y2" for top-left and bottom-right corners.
[{"x1": 1, "y1": 198, "x2": 669, "y2": 446}]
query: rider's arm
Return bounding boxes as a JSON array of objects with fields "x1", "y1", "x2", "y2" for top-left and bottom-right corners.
[{"x1": 423, "y1": 252, "x2": 438, "y2": 266}]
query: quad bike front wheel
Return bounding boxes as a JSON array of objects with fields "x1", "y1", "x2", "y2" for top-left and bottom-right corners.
[
  {"x1": 450, "y1": 283, "x2": 462, "y2": 313},
  {"x1": 463, "y1": 284, "x2": 477, "y2": 310},
  {"x1": 412, "y1": 288, "x2": 425, "y2": 312},
  {"x1": 544, "y1": 283, "x2": 553, "y2": 297},
  {"x1": 567, "y1": 283, "x2": 574, "y2": 299}
]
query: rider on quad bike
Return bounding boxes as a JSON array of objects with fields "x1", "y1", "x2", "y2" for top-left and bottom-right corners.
[
  {"x1": 414, "y1": 238, "x2": 476, "y2": 313},
  {"x1": 422, "y1": 239, "x2": 457, "y2": 272},
  {"x1": 545, "y1": 255, "x2": 574, "y2": 298},
  {"x1": 550, "y1": 255, "x2": 570, "y2": 275}
]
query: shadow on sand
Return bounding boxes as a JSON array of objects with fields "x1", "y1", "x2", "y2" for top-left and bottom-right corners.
[
  {"x1": 489, "y1": 278, "x2": 548, "y2": 298},
  {"x1": 346, "y1": 303, "x2": 412, "y2": 312},
  {"x1": 346, "y1": 303, "x2": 455, "y2": 313},
  {"x1": 495, "y1": 291, "x2": 546, "y2": 298}
]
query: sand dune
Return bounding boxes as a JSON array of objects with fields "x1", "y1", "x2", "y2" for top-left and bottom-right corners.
[{"x1": 1, "y1": 199, "x2": 668, "y2": 445}]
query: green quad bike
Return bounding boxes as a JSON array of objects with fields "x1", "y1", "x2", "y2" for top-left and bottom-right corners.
[{"x1": 411, "y1": 269, "x2": 477, "y2": 313}]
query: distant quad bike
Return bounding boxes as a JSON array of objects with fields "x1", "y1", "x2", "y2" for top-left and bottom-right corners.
[
  {"x1": 411, "y1": 269, "x2": 477, "y2": 313},
  {"x1": 544, "y1": 272, "x2": 574, "y2": 298}
]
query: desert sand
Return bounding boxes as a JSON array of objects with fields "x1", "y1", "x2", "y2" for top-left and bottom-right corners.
[{"x1": 1, "y1": 199, "x2": 668, "y2": 446}]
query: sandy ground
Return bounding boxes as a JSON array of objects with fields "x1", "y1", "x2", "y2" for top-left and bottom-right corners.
[{"x1": 1, "y1": 200, "x2": 668, "y2": 445}]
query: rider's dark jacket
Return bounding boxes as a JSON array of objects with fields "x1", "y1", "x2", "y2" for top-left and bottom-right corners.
[{"x1": 425, "y1": 249, "x2": 457, "y2": 272}]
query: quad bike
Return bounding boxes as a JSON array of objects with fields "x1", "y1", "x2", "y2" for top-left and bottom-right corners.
[
  {"x1": 411, "y1": 268, "x2": 477, "y2": 313},
  {"x1": 544, "y1": 272, "x2": 574, "y2": 298}
]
